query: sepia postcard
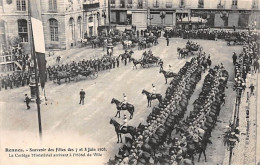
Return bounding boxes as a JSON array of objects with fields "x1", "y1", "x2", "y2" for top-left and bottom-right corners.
[{"x1": 0, "y1": 0, "x2": 259, "y2": 165}]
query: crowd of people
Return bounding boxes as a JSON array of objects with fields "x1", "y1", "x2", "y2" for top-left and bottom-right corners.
[
  {"x1": 233, "y1": 40, "x2": 259, "y2": 97},
  {"x1": 0, "y1": 45, "x2": 33, "y2": 91},
  {"x1": 164, "y1": 28, "x2": 258, "y2": 43},
  {"x1": 140, "y1": 49, "x2": 160, "y2": 66},
  {"x1": 108, "y1": 30, "x2": 259, "y2": 165},
  {"x1": 1, "y1": 45, "x2": 32, "y2": 72},
  {"x1": 0, "y1": 71, "x2": 30, "y2": 91},
  {"x1": 47, "y1": 55, "x2": 121, "y2": 81},
  {"x1": 109, "y1": 44, "x2": 223, "y2": 164},
  {"x1": 222, "y1": 34, "x2": 260, "y2": 151},
  {"x1": 1, "y1": 25, "x2": 163, "y2": 89}
]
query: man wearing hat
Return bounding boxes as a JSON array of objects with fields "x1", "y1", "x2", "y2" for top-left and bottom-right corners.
[
  {"x1": 79, "y1": 89, "x2": 86, "y2": 105},
  {"x1": 24, "y1": 94, "x2": 31, "y2": 110}
]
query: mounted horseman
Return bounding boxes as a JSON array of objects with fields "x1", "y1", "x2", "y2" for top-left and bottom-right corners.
[
  {"x1": 110, "y1": 117, "x2": 136, "y2": 143},
  {"x1": 111, "y1": 94, "x2": 135, "y2": 119},
  {"x1": 159, "y1": 66, "x2": 178, "y2": 84},
  {"x1": 142, "y1": 84, "x2": 162, "y2": 107}
]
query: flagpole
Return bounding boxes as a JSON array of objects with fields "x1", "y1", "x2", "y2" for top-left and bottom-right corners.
[
  {"x1": 28, "y1": 0, "x2": 42, "y2": 139},
  {"x1": 108, "y1": 0, "x2": 111, "y2": 33}
]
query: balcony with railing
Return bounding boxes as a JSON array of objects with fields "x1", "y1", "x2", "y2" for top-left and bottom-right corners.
[{"x1": 83, "y1": 2, "x2": 100, "y2": 11}]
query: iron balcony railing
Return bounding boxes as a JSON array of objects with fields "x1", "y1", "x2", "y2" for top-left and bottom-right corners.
[{"x1": 83, "y1": 2, "x2": 100, "y2": 11}]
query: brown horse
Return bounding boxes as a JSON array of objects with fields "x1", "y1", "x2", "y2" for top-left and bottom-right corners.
[
  {"x1": 109, "y1": 118, "x2": 136, "y2": 143},
  {"x1": 142, "y1": 89, "x2": 162, "y2": 107},
  {"x1": 159, "y1": 69, "x2": 178, "y2": 84},
  {"x1": 54, "y1": 71, "x2": 71, "y2": 85},
  {"x1": 131, "y1": 58, "x2": 143, "y2": 69},
  {"x1": 111, "y1": 98, "x2": 135, "y2": 119}
]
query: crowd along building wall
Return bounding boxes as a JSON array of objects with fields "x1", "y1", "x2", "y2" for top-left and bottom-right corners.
[
  {"x1": 0, "y1": 0, "x2": 106, "y2": 51},
  {"x1": 110, "y1": 0, "x2": 260, "y2": 29}
]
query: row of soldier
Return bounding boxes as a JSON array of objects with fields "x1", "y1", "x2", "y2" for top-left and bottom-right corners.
[
  {"x1": 233, "y1": 40, "x2": 259, "y2": 102},
  {"x1": 0, "y1": 72, "x2": 30, "y2": 91},
  {"x1": 164, "y1": 28, "x2": 255, "y2": 41},
  {"x1": 47, "y1": 55, "x2": 123, "y2": 80},
  {"x1": 111, "y1": 53, "x2": 206, "y2": 165}
]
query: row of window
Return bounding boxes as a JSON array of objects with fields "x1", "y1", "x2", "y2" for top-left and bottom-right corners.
[
  {"x1": 16, "y1": 0, "x2": 84, "y2": 11},
  {"x1": 17, "y1": 19, "x2": 59, "y2": 42},
  {"x1": 15, "y1": 0, "x2": 258, "y2": 11},
  {"x1": 17, "y1": 17, "x2": 84, "y2": 43},
  {"x1": 16, "y1": 0, "x2": 57, "y2": 11},
  {"x1": 110, "y1": 0, "x2": 258, "y2": 9}
]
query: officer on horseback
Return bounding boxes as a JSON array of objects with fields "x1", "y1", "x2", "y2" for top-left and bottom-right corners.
[{"x1": 120, "y1": 115, "x2": 128, "y2": 131}]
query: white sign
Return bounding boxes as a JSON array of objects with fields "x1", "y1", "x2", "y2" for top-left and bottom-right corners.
[{"x1": 31, "y1": 17, "x2": 46, "y2": 53}]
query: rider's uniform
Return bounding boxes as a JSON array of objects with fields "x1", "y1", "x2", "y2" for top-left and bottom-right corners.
[
  {"x1": 120, "y1": 117, "x2": 128, "y2": 130},
  {"x1": 169, "y1": 66, "x2": 172, "y2": 73},
  {"x1": 122, "y1": 96, "x2": 128, "y2": 105},
  {"x1": 152, "y1": 86, "x2": 156, "y2": 94}
]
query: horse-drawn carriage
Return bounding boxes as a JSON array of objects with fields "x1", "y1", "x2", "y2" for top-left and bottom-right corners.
[
  {"x1": 54, "y1": 66, "x2": 98, "y2": 85},
  {"x1": 225, "y1": 35, "x2": 246, "y2": 46},
  {"x1": 140, "y1": 51, "x2": 160, "y2": 68},
  {"x1": 177, "y1": 41, "x2": 202, "y2": 59},
  {"x1": 118, "y1": 50, "x2": 134, "y2": 62},
  {"x1": 137, "y1": 36, "x2": 158, "y2": 50}
]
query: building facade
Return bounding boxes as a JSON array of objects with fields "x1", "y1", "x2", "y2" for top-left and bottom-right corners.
[
  {"x1": 110, "y1": 0, "x2": 260, "y2": 29},
  {"x1": 0, "y1": 0, "x2": 107, "y2": 52},
  {"x1": 110, "y1": 0, "x2": 148, "y2": 29}
]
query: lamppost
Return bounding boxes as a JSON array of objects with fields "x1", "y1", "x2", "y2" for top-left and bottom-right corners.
[{"x1": 97, "y1": 11, "x2": 100, "y2": 36}]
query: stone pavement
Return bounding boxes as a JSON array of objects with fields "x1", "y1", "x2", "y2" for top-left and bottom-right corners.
[
  {"x1": 256, "y1": 69, "x2": 260, "y2": 165},
  {"x1": 223, "y1": 68, "x2": 259, "y2": 165}
]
